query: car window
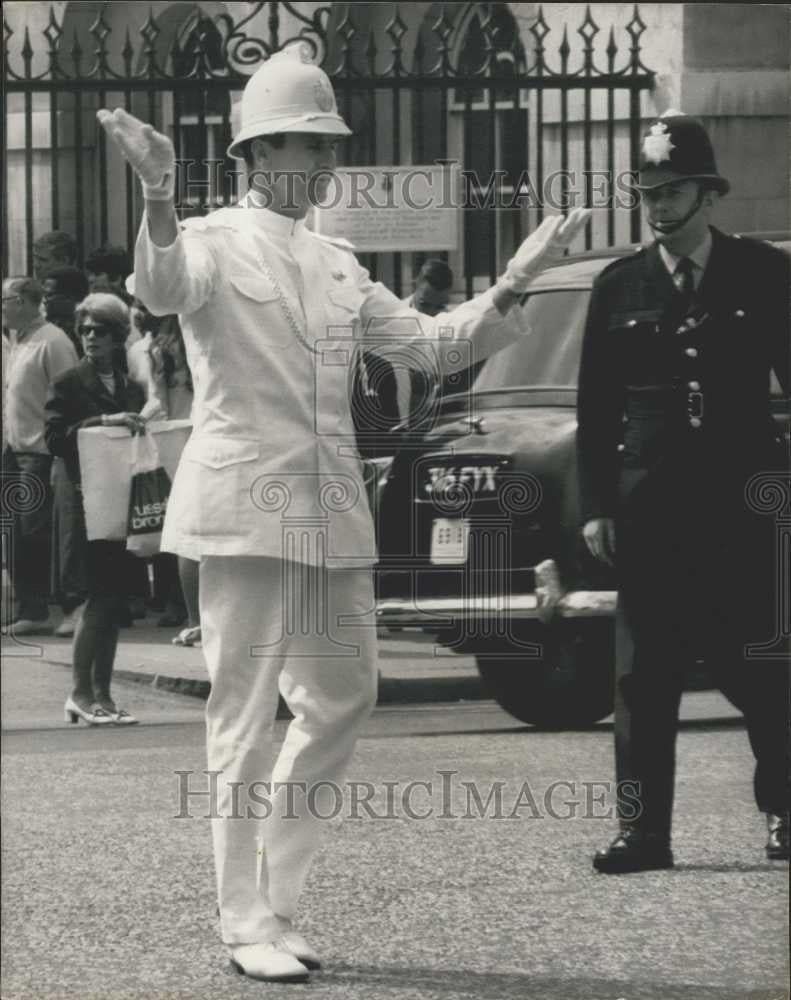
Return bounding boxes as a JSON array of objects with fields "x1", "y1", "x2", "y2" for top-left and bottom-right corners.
[{"x1": 474, "y1": 288, "x2": 591, "y2": 390}]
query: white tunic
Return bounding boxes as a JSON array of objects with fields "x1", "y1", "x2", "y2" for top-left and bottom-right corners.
[{"x1": 134, "y1": 203, "x2": 523, "y2": 566}]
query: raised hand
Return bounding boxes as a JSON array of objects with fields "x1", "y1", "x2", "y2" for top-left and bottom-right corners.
[
  {"x1": 97, "y1": 108, "x2": 176, "y2": 200},
  {"x1": 501, "y1": 207, "x2": 593, "y2": 293}
]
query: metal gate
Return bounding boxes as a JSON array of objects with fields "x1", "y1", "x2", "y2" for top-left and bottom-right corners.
[{"x1": 3, "y1": 2, "x2": 655, "y2": 294}]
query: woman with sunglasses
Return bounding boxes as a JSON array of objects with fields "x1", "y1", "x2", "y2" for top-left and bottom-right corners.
[{"x1": 45, "y1": 293, "x2": 146, "y2": 726}]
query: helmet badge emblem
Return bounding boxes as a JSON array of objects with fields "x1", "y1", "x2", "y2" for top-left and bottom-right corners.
[
  {"x1": 642, "y1": 121, "x2": 675, "y2": 165},
  {"x1": 314, "y1": 78, "x2": 335, "y2": 113}
]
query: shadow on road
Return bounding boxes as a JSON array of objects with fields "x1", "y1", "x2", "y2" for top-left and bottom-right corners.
[
  {"x1": 669, "y1": 862, "x2": 789, "y2": 875},
  {"x1": 317, "y1": 963, "x2": 781, "y2": 999}
]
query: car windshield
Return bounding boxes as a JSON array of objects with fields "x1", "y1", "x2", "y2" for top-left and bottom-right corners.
[{"x1": 473, "y1": 288, "x2": 591, "y2": 391}]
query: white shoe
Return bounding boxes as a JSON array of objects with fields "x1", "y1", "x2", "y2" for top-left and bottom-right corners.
[
  {"x1": 277, "y1": 931, "x2": 322, "y2": 970},
  {"x1": 11, "y1": 617, "x2": 54, "y2": 636},
  {"x1": 172, "y1": 625, "x2": 201, "y2": 647},
  {"x1": 64, "y1": 697, "x2": 113, "y2": 726},
  {"x1": 229, "y1": 943, "x2": 310, "y2": 982},
  {"x1": 106, "y1": 708, "x2": 139, "y2": 726},
  {"x1": 55, "y1": 605, "x2": 85, "y2": 638}
]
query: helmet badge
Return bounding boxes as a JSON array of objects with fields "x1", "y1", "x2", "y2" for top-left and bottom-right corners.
[
  {"x1": 642, "y1": 121, "x2": 675, "y2": 165},
  {"x1": 314, "y1": 78, "x2": 335, "y2": 113}
]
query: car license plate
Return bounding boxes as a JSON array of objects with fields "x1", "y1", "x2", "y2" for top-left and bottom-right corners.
[{"x1": 430, "y1": 518, "x2": 470, "y2": 565}]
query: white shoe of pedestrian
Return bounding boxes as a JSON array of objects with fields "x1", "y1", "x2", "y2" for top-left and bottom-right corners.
[
  {"x1": 11, "y1": 617, "x2": 54, "y2": 636},
  {"x1": 172, "y1": 625, "x2": 201, "y2": 647},
  {"x1": 107, "y1": 708, "x2": 139, "y2": 726},
  {"x1": 64, "y1": 697, "x2": 113, "y2": 726},
  {"x1": 229, "y1": 942, "x2": 310, "y2": 982},
  {"x1": 55, "y1": 605, "x2": 85, "y2": 638},
  {"x1": 277, "y1": 931, "x2": 322, "y2": 970}
]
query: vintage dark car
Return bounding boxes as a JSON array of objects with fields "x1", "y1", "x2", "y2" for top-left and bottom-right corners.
[{"x1": 367, "y1": 236, "x2": 790, "y2": 728}]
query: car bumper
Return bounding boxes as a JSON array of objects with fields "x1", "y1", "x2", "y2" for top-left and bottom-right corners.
[{"x1": 375, "y1": 560, "x2": 617, "y2": 630}]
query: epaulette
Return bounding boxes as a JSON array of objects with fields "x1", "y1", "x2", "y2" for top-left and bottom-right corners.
[
  {"x1": 597, "y1": 245, "x2": 645, "y2": 278},
  {"x1": 179, "y1": 205, "x2": 240, "y2": 233},
  {"x1": 730, "y1": 232, "x2": 784, "y2": 253},
  {"x1": 310, "y1": 230, "x2": 356, "y2": 252}
]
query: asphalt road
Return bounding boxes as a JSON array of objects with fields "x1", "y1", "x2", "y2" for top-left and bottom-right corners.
[{"x1": 2, "y1": 672, "x2": 788, "y2": 1000}]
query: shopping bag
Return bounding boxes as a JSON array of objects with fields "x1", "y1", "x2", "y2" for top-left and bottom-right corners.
[
  {"x1": 78, "y1": 419, "x2": 191, "y2": 541},
  {"x1": 125, "y1": 432, "x2": 171, "y2": 558}
]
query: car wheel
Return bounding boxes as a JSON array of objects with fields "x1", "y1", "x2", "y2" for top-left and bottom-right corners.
[{"x1": 475, "y1": 619, "x2": 614, "y2": 728}]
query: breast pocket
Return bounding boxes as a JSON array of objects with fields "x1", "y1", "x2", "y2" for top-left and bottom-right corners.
[{"x1": 227, "y1": 273, "x2": 293, "y2": 349}]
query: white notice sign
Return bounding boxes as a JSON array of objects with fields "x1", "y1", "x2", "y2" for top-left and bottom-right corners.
[{"x1": 313, "y1": 164, "x2": 460, "y2": 253}]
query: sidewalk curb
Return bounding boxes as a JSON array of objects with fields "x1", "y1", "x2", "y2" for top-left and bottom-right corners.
[{"x1": 39, "y1": 656, "x2": 486, "y2": 708}]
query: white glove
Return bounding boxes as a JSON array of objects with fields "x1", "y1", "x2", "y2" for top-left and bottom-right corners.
[
  {"x1": 97, "y1": 108, "x2": 176, "y2": 201},
  {"x1": 499, "y1": 207, "x2": 592, "y2": 294}
]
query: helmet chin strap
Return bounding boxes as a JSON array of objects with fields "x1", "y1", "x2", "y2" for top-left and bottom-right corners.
[{"x1": 649, "y1": 187, "x2": 706, "y2": 237}]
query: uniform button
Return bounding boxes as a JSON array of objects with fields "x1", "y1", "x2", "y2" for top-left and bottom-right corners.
[
  {"x1": 689, "y1": 417, "x2": 702, "y2": 429},
  {"x1": 676, "y1": 325, "x2": 687, "y2": 334},
  {"x1": 735, "y1": 309, "x2": 745, "y2": 318},
  {"x1": 688, "y1": 380, "x2": 701, "y2": 391},
  {"x1": 685, "y1": 347, "x2": 698, "y2": 358},
  {"x1": 626, "y1": 319, "x2": 637, "y2": 328},
  {"x1": 617, "y1": 443, "x2": 625, "y2": 453}
]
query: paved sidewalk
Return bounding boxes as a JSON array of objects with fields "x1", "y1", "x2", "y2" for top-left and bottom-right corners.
[{"x1": 1, "y1": 610, "x2": 484, "y2": 706}]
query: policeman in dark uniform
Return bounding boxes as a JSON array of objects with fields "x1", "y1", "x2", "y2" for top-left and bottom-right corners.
[{"x1": 577, "y1": 111, "x2": 789, "y2": 872}]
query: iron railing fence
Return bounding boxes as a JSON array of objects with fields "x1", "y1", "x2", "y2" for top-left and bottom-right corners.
[{"x1": 3, "y1": 2, "x2": 655, "y2": 294}]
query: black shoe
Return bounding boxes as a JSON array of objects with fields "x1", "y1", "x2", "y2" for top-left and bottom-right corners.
[
  {"x1": 593, "y1": 829, "x2": 674, "y2": 874},
  {"x1": 765, "y1": 813, "x2": 789, "y2": 861}
]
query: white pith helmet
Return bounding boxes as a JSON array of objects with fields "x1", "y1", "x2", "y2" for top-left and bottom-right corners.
[{"x1": 227, "y1": 43, "x2": 351, "y2": 159}]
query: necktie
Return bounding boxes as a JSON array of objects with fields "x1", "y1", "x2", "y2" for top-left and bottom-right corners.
[{"x1": 674, "y1": 257, "x2": 695, "y2": 312}]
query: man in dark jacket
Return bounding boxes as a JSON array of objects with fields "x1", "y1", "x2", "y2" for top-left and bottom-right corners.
[{"x1": 577, "y1": 111, "x2": 789, "y2": 871}]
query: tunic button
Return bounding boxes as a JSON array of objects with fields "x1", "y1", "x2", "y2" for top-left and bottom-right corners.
[
  {"x1": 685, "y1": 347, "x2": 698, "y2": 358},
  {"x1": 689, "y1": 417, "x2": 702, "y2": 429},
  {"x1": 617, "y1": 443, "x2": 625, "y2": 452},
  {"x1": 688, "y1": 380, "x2": 701, "y2": 391},
  {"x1": 626, "y1": 319, "x2": 637, "y2": 328},
  {"x1": 735, "y1": 309, "x2": 745, "y2": 318}
]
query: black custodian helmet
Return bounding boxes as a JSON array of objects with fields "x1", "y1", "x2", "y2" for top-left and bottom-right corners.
[{"x1": 636, "y1": 110, "x2": 730, "y2": 194}]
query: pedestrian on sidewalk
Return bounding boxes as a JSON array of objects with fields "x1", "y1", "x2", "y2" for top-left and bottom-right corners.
[
  {"x1": 145, "y1": 314, "x2": 201, "y2": 644},
  {"x1": 98, "y1": 45, "x2": 589, "y2": 982},
  {"x1": 2, "y1": 276, "x2": 78, "y2": 634},
  {"x1": 32, "y1": 230, "x2": 78, "y2": 282},
  {"x1": 44, "y1": 267, "x2": 92, "y2": 638},
  {"x1": 45, "y1": 292, "x2": 146, "y2": 726}
]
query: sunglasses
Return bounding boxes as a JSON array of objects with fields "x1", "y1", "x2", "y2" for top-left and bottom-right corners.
[{"x1": 78, "y1": 323, "x2": 114, "y2": 337}]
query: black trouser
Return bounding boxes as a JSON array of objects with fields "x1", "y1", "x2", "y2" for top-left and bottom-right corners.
[
  {"x1": 2, "y1": 448, "x2": 54, "y2": 620},
  {"x1": 614, "y1": 483, "x2": 789, "y2": 834}
]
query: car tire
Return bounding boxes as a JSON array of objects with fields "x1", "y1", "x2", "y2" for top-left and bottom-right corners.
[{"x1": 475, "y1": 619, "x2": 614, "y2": 728}]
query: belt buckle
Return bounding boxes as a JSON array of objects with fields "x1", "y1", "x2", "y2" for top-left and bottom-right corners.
[{"x1": 687, "y1": 391, "x2": 704, "y2": 420}]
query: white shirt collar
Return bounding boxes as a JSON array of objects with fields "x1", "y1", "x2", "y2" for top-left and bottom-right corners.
[
  {"x1": 242, "y1": 195, "x2": 307, "y2": 241},
  {"x1": 658, "y1": 228, "x2": 713, "y2": 278}
]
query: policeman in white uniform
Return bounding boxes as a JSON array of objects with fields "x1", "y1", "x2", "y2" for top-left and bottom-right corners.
[{"x1": 99, "y1": 47, "x2": 589, "y2": 983}]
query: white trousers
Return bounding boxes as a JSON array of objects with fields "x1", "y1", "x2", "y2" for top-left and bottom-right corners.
[{"x1": 199, "y1": 556, "x2": 378, "y2": 945}]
